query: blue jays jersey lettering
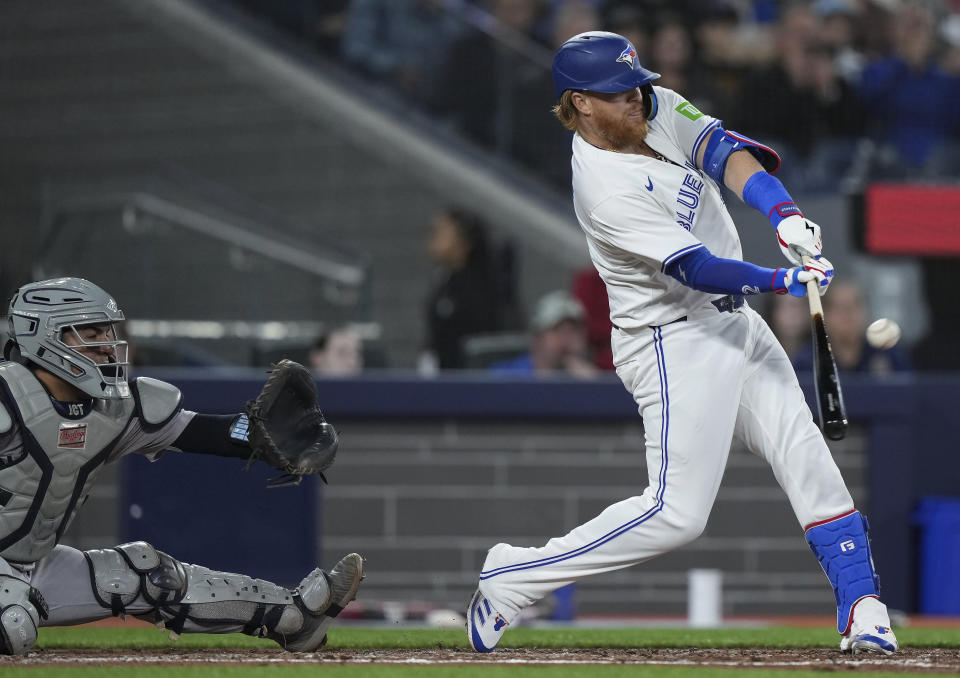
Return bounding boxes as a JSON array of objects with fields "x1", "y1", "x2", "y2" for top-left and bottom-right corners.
[{"x1": 571, "y1": 86, "x2": 742, "y2": 329}]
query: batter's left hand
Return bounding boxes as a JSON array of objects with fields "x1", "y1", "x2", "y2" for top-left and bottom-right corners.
[
  {"x1": 782, "y1": 255, "x2": 834, "y2": 297},
  {"x1": 804, "y1": 254, "x2": 834, "y2": 296},
  {"x1": 776, "y1": 215, "x2": 822, "y2": 266}
]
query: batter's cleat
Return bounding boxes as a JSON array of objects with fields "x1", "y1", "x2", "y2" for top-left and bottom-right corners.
[
  {"x1": 467, "y1": 589, "x2": 509, "y2": 652},
  {"x1": 840, "y1": 624, "x2": 898, "y2": 655},
  {"x1": 839, "y1": 597, "x2": 898, "y2": 656},
  {"x1": 269, "y1": 552, "x2": 365, "y2": 652}
]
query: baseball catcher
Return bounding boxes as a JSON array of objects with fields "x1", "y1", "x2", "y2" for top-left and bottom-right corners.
[{"x1": 0, "y1": 277, "x2": 362, "y2": 655}]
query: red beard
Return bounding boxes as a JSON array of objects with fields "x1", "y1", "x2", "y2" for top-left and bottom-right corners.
[{"x1": 593, "y1": 106, "x2": 649, "y2": 151}]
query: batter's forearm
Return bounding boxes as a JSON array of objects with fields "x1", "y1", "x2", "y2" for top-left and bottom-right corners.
[{"x1": 666, "y1": 247, "x2": 786, "y2": 295}]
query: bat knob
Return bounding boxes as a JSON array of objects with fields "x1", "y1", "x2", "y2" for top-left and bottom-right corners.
[{"x1": 824, "y1": 420, "x2": 848, "y2": 441}]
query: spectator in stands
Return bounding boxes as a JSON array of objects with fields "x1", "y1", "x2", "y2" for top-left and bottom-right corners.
[
  {"x1": 424, "y1": 207, "x2": 501, "y2": 370},
  {"x1": 814, "y1": 0, "x2": 866, "y2": 85},
  {"x1": 492, "y1": 290, "x2": 597, "y2": 377},
  {"x1": 340, "y1": 0, "x2": 463, "y2": 103},
  {"x1": 430, "y1": 0, "x2": 540, "y2": 143},
  {"x1": 647, "y1": 15, "x2": 695, "y2": 95},
  {"x1": 309, "y1": 325, "x2": 364, "y2": 376},
  {"x1": 692, "y1": 1, "x2": 758, "y2": 119},
  {"x1": 730, "y1": 5, "x2": 865, "y2": 191},
  {"x1": 857, "y1": 1, "x2": 960, "y2": 176},
  {"x1": 571, "y1": 267, "x2": 614, "y2": 370},
  {"x1": 512, "y1": 0, "x2": 601, "y2": 189},
  {"x1": 430, "y1": 0, "x2": 548, "y2": 152},
  {"x1": 793, "y1": 280, "x2": 910, "y2": 374}
]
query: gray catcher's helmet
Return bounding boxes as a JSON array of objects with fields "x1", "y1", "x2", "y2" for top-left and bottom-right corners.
[{"x1": 6, "y1": 278, "x2": 130, "y2": 399}]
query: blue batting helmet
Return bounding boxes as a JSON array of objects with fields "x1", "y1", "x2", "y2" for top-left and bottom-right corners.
[{"x1": 552, "y1": 31, "x2": 660, "y2": 99}]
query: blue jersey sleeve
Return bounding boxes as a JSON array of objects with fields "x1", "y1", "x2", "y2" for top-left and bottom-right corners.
[{"x1": 665, "y1": 247, "x2": 785, "y2": 296}]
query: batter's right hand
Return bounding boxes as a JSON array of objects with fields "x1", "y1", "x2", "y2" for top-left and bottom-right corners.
[{"x1": 776, "y1": 215, "x2": 822, "y2": 266}]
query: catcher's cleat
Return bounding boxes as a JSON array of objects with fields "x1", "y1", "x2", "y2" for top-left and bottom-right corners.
[
  {"x1": 467, "y1": 589, "x2": 509, "y2": 653},
  {"x1": 839, "y1": 598, "x2": 898, "y2": 655},
  {"x1": 270, "y1": 552, "x2": 365, "y2": 652}
]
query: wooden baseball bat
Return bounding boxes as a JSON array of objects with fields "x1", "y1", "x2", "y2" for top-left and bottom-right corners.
[{"x1": 803, "y1": 257, "x2": 847, "y2": 441}]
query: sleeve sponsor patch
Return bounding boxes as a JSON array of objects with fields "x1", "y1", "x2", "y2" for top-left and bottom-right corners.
[{"x1": 675, "y1": 101, "x2": 704, "y2": 121}]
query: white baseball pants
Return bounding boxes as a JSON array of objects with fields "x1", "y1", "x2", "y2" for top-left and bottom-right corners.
[{"x1": 479, "y1": 303, "x2": 853, "y2": 620}]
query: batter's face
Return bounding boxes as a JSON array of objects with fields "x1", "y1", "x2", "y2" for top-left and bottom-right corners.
[{"x1": 577, "y1": 88, "x2": 649, "y2": 151}]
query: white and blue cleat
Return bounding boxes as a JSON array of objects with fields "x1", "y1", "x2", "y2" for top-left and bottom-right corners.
[
  {"x1": 840, "y1": 624, "x2": 899, "y2": 655},
  {"x1": 467, "y1": 589, "x2": 509, "y2": 652},
  {"x1": 839, "y1": 597, "x2": 899, "y2": 655}
]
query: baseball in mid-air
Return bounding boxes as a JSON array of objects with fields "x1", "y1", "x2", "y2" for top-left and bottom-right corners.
[{"x1": 866, "y1": 318, "x2": 901, "y2": 350}]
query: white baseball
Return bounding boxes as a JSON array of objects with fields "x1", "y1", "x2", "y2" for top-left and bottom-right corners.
[{"x1": 866, "y1": 318, "x2": 901, "y2": 350}]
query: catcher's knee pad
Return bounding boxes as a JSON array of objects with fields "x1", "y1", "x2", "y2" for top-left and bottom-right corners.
[
  {"x1": 805, "y1": 510, "x2": 881, "y2": 634},
  {"x1": 84, "y1": 541, "x2": 188, "y2": 617},
  {"x1": 0, "y1": 575, "x2": 45, "y2": 655}
]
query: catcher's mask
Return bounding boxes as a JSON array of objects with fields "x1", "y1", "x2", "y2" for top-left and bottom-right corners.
[{"x1": 5, "y1": 277, "x2": 130, "y2": 399}]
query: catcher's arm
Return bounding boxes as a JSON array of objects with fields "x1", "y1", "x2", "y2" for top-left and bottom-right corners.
[{"x1": 172, "y1": 412, "x2": 254, "y2": 460}]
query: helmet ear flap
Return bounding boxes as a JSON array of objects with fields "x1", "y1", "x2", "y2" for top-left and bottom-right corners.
[
  {"x1": 641, "y1": 83, "x2": 657, "y2": 121},
  {"x1": 3, "y1": 339, "x2": 23, "y2": 364}
]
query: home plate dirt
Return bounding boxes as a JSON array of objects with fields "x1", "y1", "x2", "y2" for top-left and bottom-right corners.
[{"x1": 4, "y1": 647, "x2": 960, "y2": 672}]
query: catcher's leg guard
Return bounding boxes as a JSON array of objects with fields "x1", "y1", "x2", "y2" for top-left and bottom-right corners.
[
  {"x1": 0, "y1": 575, "x2": 47, "y2": 655},
  {"x1": 805, "y1": 510, "x2": 881, "y2": 635},
  {"x1": 267, "y1": 552, "x2": 365, "y2": 652},
  {"x1": 84, "y1": 542, "x2": 364, "y2": 651}
]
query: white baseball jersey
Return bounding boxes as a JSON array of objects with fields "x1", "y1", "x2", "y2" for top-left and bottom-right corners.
[{"x1": 572, "y1": 86, "x2": 742, "y2": 329}]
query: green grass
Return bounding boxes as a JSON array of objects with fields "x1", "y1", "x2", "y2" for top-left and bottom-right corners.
[
  {"x1": 7, "y1": 626, "x2": 955, "y2": 678},
  {"x1": 0, "y1": 668, "x2": 930, "y2": 678},
  {"x1": 32, "y1": 624, "x2": 960, "y2": 649}
]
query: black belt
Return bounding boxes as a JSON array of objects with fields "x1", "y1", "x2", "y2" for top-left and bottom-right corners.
[{"x1": 613, "y1": 294, "x2": 746, "y2": 331}]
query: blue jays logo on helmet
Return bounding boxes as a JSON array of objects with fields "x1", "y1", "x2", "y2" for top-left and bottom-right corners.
[{"x1": 552, "y1": 31, "x2": 660, "y2": 100}]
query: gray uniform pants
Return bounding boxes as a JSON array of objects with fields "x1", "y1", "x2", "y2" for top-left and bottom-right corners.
[
  {"x1": 3, "y1": 545, "x2": 258, "y2": 633},
  {"x1": 2, "y1": 546, "x2": 114, "y2": 626}
]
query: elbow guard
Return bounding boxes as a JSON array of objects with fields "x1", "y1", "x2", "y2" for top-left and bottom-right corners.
[{"x1": 702, "y1": 128, "x2": 781, "y2": 185}]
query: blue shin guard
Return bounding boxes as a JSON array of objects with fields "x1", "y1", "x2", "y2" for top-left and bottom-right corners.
[{"x1": 805, "y1": 510, "x2": 880, "y2": 635}]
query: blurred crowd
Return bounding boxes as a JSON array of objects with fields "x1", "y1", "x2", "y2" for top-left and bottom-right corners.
[{"x1": 233, "y1": 0, "x2": 960, "y2": 193}]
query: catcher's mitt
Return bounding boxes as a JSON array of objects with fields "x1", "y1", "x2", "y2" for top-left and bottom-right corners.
[{"x1": 243, "y1": 359, "x2": 339, "y2": 488}]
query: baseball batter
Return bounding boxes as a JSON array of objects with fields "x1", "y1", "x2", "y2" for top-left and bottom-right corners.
[
  {"x1": 467, "y1": 32, "x2": 897, "y2": 656},
  {"x1": 0, "y1": 277, "x2": 362, "y2": 655}
]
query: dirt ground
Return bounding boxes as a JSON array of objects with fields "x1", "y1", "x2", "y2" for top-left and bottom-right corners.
[{"x1": 5, "y1": 647, "x2": 960, "y2": 672}]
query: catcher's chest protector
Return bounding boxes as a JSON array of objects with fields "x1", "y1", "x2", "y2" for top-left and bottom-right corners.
[{"x1": 0, "y1": 362, "x2": 134, "y2": 563}]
